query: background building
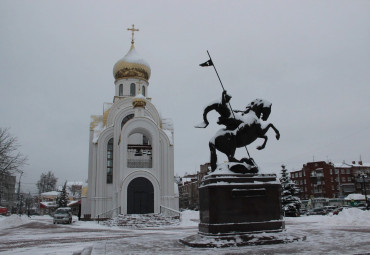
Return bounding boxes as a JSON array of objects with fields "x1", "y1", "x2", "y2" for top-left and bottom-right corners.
[
  {"x1": 290, "y1": 161, "x2": 370, "y2": 200},
  {"x1": 0, "y1": 173, "x2": 16, "y2": 210},
  {"x1": 178, "y1": 163, "x2": 210, "y2": 210}
]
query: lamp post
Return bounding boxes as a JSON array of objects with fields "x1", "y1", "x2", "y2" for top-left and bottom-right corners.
[{"x1": 361, "y1": 173, "x2": 368, "y2": 210}]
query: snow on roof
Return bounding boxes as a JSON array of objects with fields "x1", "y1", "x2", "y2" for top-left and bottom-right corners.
[
  {"x1": 161, "y1": 118, "x2": 174, "y2": 131},
  {"x1": 92, "y1": 119, "x2": 104, "y2": 143},
  {"x1": 122, "y1": 47, "x2": 150, "y2": 68},
  {"x1": 66, "y1": 181, "x2": 84, "y2": 186},
  {"x1": 41, "y1": 191, "x2": 60, "y2": 196},
  {"x1": 134, "y1": 94, "x2": 146, "y2": 99},
  {"x1": 334, "y1": 161, "x2": 370, "y2": 168},
  {"x1": 334, "y1": 163, "x2": 353, "y2": 168},
  {"x1": 40, "y1": 201, "x2": 58, "y2": 208},
  {"x1": 162, "y1": 129, "x2": 173, "y2": 145},
  {"x1": 344, "y1": 193, "x2": 366, "y2": 201},
  {"x1": 67, "y1": 200, "x2": 81, "y2": 207}
]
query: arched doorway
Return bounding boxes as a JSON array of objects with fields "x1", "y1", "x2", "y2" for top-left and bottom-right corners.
[{"x1": 127, "y1": 177, "x2": 154, "y2": 214}]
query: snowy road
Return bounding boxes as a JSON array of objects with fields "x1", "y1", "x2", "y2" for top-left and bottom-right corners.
[{"x1": 0, "y1": 209, "x2": 370, "y2": 255}]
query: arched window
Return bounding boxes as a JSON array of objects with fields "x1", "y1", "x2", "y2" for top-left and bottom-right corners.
[
  {"x1": 142, "y1": 86, "x2": 145, "y2": 96},
  {"x1": 107, "y1": 138, "x2": 113, "y2": 184},
  {"x1": 121, "y1": 114, "x2": 134, "y2": 129},
  {"x1": 127, "y1": 132, "x2": 152, "y2": 168},
  {"x1": 119, "y1": 84, "x2": 123, "y2": 96},
  {"x1": 130, "y1": 83, "x2": 136, "y2": 96}
]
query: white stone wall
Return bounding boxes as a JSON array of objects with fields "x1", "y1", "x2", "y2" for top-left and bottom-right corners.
[
  {"x1": 86, "y1": 94, "x2": 178, "y2": 218},
  {"x1": 114, "y1": 78, "x2": 148, "y2": 97}
]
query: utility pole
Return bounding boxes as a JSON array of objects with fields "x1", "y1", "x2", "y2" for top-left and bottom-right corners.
[
  {"x1": 17, "y1": 171, "x2": 23, "y2": 215},
  {"x1": 361, "y1": 173, "x2": 368, "y2": 210}
]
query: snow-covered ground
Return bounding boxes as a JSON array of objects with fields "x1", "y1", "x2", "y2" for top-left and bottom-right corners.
[{"x1": 0, "y1": 208, "x2": 369, "y2": 254}]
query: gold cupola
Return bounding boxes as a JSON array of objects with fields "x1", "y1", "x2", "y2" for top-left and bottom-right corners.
[{"x1": 113, "y1": 25, "x2": 151, "y2": 82}]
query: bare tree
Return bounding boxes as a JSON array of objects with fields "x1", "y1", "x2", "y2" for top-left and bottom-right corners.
[
  {"x1": 36, "y1": 171, "x2": 58, "y2": 193},
  {"x1": 0, "y1": 128, "x2": 27, "y2": 207},
  {"x1": 0, "y1": 128, "x2": 27, "y2": 176},
  {"x1": 68, "y1": 184, "x2": 82, "y2": 200}
]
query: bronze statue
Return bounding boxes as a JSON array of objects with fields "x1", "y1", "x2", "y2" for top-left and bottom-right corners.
[
  {"x1": 197, "y1": 92, "x2": 280, "y2": 173},
  {"x1": 195, "y1": 90, "x2": 239, "y2": 130}
]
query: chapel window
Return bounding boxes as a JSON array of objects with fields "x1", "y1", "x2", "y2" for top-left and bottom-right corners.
[
  {"x1": 121, "y1": 114, "x2": 134, "y2": 129},
  {"x1": 107, "y1": 138, "x2": 113, "y2": 184},
  {"x1": 119, "y1": 84, "x2": 123, "y2": 96},
  {"x1": 143, "y1": 135, "x2": 149, "y2": 145},
  {"x1": 142, "y1": 86, "x2": 145, "y2": 96},
  {"x1": 130, "y1": 83, "x2": 136, "y2": 96}
]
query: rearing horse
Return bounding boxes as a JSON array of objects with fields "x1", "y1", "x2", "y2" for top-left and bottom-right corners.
[{"x1": 209, "y1": 99, "x2": 280, "y2": 171}]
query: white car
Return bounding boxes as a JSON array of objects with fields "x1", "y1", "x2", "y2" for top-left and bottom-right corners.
[{"x1": 53, "y1": 207, "x2": 72, "y2": 224}]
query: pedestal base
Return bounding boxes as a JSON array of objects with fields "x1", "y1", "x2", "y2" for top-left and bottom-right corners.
[
  {"x1": 199, "y1": 173, "x2": 284, "y2": 235},
  {"x1": 180, "y1": 232, "x2": 305, "y2": 248}
]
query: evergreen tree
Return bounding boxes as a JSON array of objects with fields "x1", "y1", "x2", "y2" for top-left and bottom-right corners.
[
  {"x1": 57, "y1": 181, "x2": 68, "y2": 208},
  {"x1": 279, "y1": 165, "x2": 301, "y2": 217}
]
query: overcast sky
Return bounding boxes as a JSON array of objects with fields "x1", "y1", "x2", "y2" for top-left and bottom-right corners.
[{"x1": 1, "y1": 0, "x2": 370, "y2": 194}]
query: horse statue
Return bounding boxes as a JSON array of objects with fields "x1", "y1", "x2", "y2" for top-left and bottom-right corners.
[{"x1": 209, "y1": 98, "x2": 280, "y2": 172}]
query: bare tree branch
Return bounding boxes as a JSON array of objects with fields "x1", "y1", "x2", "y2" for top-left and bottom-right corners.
[{"x1": 0, "y1": 128, "x2": 27, "y2": 176}]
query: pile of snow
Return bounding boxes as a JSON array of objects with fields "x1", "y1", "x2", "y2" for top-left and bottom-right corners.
[
  {"x1": 325, "y1": 208, "x2": 370, "y2": 226},
  {"x1": 179, "y1": 210, "x2": 199, "y2": 227},
  {"x1": 0, "y1": 215, "x2": 32, "y2": 229},
  {"x1": 290, "y1": 208, "x2": 370, "y2": 227},
  {"x1": 344, "y1": 193, "x2": 366, "y2": 201}
]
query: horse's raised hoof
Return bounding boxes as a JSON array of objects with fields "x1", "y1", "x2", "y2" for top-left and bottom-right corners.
[
  {"x1": 276, "y1": 133, "x2": 280, "y2": 140},
  {"x1": 256, "y1": 145, "x2": 264, "y2": 150}
]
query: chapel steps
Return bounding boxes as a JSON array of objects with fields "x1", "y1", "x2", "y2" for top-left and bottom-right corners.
[{"x1": 101, "y1": 213, "x2": 180, "y2": 228}]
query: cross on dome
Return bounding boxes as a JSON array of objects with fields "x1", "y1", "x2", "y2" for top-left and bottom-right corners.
[{"x1": 127, "y1": 24, "x2": 139, "y2": 46}]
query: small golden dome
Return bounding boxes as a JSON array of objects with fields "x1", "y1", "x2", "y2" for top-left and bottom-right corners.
[
  {"x1": 113, "y1": 45, "x2": 151, "y2": 82},
  {"x1": 132, "y1": 95, "x2": 147, "y2": 108}
]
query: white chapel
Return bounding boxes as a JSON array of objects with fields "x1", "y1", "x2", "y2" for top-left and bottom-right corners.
[{"x1": 83, "y1": 26, "x2": 178, "y2": 218}]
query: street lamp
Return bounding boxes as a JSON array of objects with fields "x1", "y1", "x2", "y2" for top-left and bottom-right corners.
[{"x1": 360, "y1": 172, "x2": 368, "y2": 210}]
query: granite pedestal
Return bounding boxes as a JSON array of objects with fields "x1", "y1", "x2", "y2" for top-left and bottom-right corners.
[{"x1": 198, "y1": 173, "x2": 284, "y2": 235}]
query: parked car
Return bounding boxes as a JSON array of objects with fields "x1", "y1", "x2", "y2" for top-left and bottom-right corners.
[
  {"x1": 0, "y1": 207, "x2": 8, "y2": 216},
  {"x1": 306, "y1": 207, "x2": 327, "y2": 216},
  {"x1": 53, "y1": 207, "x2": 72, "y2": 224},
  {"x1": 332, "y1": 206, "x2": 350, "y2": 215},
  {"x1": 324, "y1": 206, "x2": 337, "y2": 213}
]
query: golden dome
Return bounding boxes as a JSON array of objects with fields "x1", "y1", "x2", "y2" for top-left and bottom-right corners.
[{"x1": 113, "y1": 45, "x2": 151, "y2": 81}]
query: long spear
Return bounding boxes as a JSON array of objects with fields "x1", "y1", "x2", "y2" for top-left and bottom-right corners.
[{"x1": 200, "y1": 51, "x2": 251, "y2": 158}]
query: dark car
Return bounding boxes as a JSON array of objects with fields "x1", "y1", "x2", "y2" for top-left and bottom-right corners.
[
  {"x1": 332, "y1": 207, "x2": 344, "y2": 215},
  {"x1": 307, "y1": 207, "x2": 327, "y2": 216}
]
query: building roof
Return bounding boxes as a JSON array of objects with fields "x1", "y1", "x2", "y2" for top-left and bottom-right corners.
[{"x1": 41, "y1": 191, "x2": 60, "y2": 196}]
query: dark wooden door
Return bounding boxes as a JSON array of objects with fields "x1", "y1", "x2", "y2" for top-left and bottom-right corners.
[{"x1": 127, "y1": 177, "x2": 154, "y2": 214}]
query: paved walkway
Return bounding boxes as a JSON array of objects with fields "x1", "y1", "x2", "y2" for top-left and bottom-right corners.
[{"x1": 1, "y1": 216, "x2": 370, "y2": 255}]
